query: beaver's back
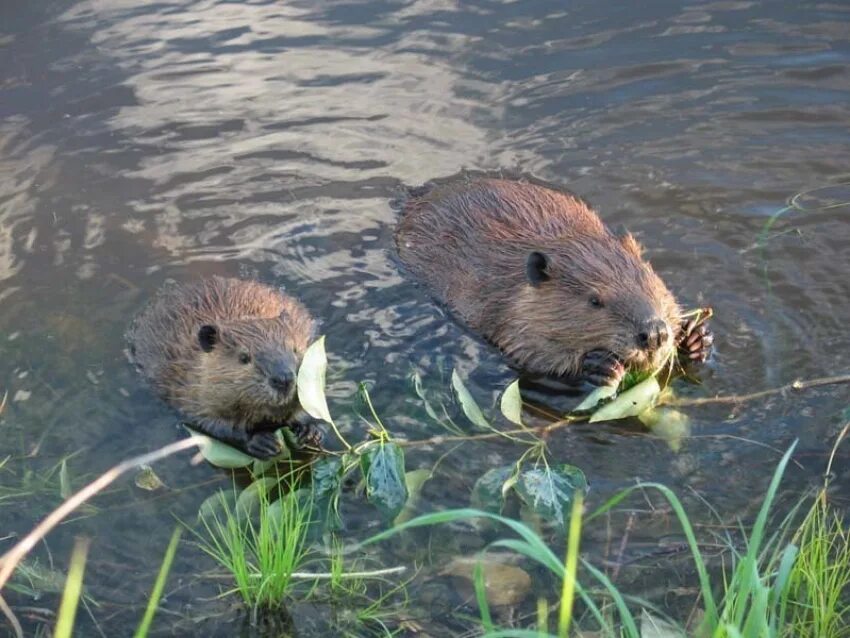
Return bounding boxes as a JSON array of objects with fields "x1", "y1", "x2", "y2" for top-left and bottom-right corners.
[{"x1": 395, "y1": 179, "x2": 608, "y2": 326}]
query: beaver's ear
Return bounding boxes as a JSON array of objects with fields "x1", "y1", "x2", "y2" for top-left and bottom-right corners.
[
  {"x1": 198, "y1": 324, "x2": 219, "y2": 352},
  {"x1": 526, "y1": 251, "x2": 551, "y2": 287},
  {"x1": 619, "y1": 231, "x2": 643, "y2": 258}
]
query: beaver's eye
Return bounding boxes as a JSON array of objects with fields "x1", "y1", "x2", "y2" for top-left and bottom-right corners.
[
  {"x1": 589, "y1": 295, "x2": 604, "y2": 308},
  {"x1": 238, "y1": 352, "x2": 251, "y2": 365}
]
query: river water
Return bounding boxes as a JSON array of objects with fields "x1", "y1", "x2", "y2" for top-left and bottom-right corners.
[{"x1": 2, "y1": 1, "x2": 849, "y2": 635}]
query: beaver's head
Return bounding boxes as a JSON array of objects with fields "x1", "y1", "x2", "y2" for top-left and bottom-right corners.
[
  {"x1": 504, "y1": 230, "x2": 680, "y2": 377},
  {"x1": 194, "y1": 315, "x2": 311, "y2": 423}
]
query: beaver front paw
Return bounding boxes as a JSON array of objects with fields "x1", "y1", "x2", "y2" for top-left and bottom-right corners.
[
  {"x1": 677, "y1": 319, "x2": 714, "y2": 364},
  {"x1": 581, "y1": 349, "x2": 625, "y2": 387},
  {"x1": 246, "y1": 431, "x2": 283, "y2": 459},
  {"x1": 289, "y1": 420, "x2": 325, "y2": 450}
]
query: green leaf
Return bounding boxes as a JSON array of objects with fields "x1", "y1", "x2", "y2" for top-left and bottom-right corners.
[
  {"x1": 360, "y1": 441, "x2": 408, "y2": 521},
  {"x1": 412, "y1": 371, "x2": 441, "y2": 423},
  {"x1": 573, "y1": 383, "x2": 618, "y2": 413},
  {"x1": 59, "y1": 459, "x2": 72, "y2": 499},
  {"x1": 470, "y1": 465, "x2": 516, "y2": 513},
  {"x1": 514, "y1": 465, "x2": 588, "y2": 533},
  {"x1": 197, "y1": 490, "x2": 236, "y2": 524},
  {"x1": 186, "y1": 428, "x2": 255, "y2": 468},
  {"x1": 235, "y1": 477, "x2": 277, "y2": 521},
  {"x1": 499, "y1": 380, "x2": 523, "y2": 425},
  {"x1": 451, "y1": 369, "x2": 489, "y2": 430},
  {"x1": 297, "y1": 336, "x2": 333, "y2": 423},
  {"x1": 395, "y1": 468, "x2": 433, "y2": 525},
  {"x1": 589, "y1": 376, "x2": 661, "y2": 423},
  {"x1": 134, "y1": 464, "x2": 166, "y2": 491},
  {"x1": 311, "y1": 455, "x2": 344, "y2": 532},
  {"x1": 639, "y1": 407, "x2": 691, "y2": 452}
]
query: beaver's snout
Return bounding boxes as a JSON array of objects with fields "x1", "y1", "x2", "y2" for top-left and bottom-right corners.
[
  {"x1": 255, "y1": 352, "x2": 297, "y2": 396},
  {"x1": 268, "y1": 370, "x2": 294, "y2": 394},
  {"x1": 636, "y1": 318, "x2": 670, "y2": 352}
]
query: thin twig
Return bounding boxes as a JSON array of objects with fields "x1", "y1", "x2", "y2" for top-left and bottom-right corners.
[
  {"x1": 204, "y1": 566, "x2": 407, "y2": 581},
  {"x1": 290, "y1": 566, "x2": 407, "y2": 580},
  {"x1": 610, "y1": 512, "x2": 636, "y2": 583},
  {"x1": 395, "y1": 421, "x2": 574, "y2": 448},
  {"x1": 0, "y1": 437, "x2": 204, "y2": 594},
  {"x1": 670, "y1": 374, "x2": 850, "y2": 407}
]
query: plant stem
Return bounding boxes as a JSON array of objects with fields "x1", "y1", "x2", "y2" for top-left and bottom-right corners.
[{"x1": 670, "y1": 373, "x2": 850, "y2": 407}]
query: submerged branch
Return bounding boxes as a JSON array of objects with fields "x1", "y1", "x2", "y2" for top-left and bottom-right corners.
[
  {"x1": 292, "y1": 566, "x2": 407, "y2": 580},
  {"x1": 670, "y1": 373, "x2": 850, "y2": 407},
  {"x1": 0, "y1": 437, "x2": 204, "y2": 594},
  {"x1": 397, "y1": 419, "x2": 577, "y2": 448},
  {"x1": 397, "y1": 372, "x2": 850, "y2": 449}
]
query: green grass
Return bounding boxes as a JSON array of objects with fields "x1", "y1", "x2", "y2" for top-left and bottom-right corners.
[
  {"x1": 781, "y1": 493, "x2": 850, "y2": 637},
  {"x1": 366, "y1": 442, "x2": 850, "y2": 638},
  {"x1": 53, "y1": 538, "x2": 89, "y2": 638},
  {"x1": 134, "y1": 526, "x2": 182, "y2": 638},
  {"x1": 193, "y1": 479, "x2": 314, "y2": 613}
]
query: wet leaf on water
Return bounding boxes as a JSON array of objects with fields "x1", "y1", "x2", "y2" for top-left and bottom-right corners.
[
  {"x1": 360, "y1": 441, "x2": 408, "y2": 521},
  {"x1": 470, "y1": 465, "x2": 516, "y2": 514},
  {"x1": 185, "y1": 428, "x2": 255, "y2": 469},
  {"x1": 235, "y1": 477, "x2": 278, "y2": 521},
  {"x1": 588, "y1": 376, "x2": 661, "y2": 423},
  {"x1": 59, "y1": 459, "x2": 72, "y2": 500},
  {"x1": 266, "y1": 489, "x2": 311, "y2": 528},
  {"x1": 297, "y1": 336, "x2": 333, "y2": 423},
  {"x1": 134, "y1": 464, "x2": 166, "y2": 491},
  {"x1": 412, "y1": 371, "x2": 441, "y2": 423},
  {"x1": 514, "y1": 465, "x2": 588, "y2": 532},
  {"x1": 573, "y1": 383, "x2": 618, "y2": 413},
  {"x1": 499, "y1": 379, "x2": 523, "y2": 425},
  {"x1": 197, "y1": 490, "x2": 237, "y2": 524},
  {"x1": 441, "y1": 555, "x2": 531, "y2": 608},
  {"x1": 639, "y1": 407, "x2": 692, "y2": 452},
  {"x1": 311, "y1": 455, "x2": 344, "y2": 532},
  {"x1": 640, "y1": 608, "x2": 685, "y2": 638},
  {"x1": 395, "y1": 468, "x2": 433, "y2": 525},
  {"x1": 451, "y1": 369, "x2": 489, "y2": 430}
]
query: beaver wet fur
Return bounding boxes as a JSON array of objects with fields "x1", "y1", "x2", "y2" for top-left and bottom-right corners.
[
  {"x1": 395, "y1": 178, "x2": 712, "y2": 385},
  {"x1": 128, "y1": 276, "x2": 322, "y2": 459}
]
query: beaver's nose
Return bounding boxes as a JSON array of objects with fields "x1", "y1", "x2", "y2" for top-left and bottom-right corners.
[
  {"x1": 636, "y1": 319, "x2": 669, "y2": 352},
  {"x1": 268, "y1": 369, "x2": 294, "y2": 393}
]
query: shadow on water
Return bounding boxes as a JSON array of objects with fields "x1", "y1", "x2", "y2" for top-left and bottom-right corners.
[{"x1": 2, "y1": 0, "x2": 850, "y2": 634}]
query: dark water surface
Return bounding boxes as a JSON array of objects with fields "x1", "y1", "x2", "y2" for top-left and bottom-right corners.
[{"x1": 2, "y1": 0, "x2": 850, "y2": 635}]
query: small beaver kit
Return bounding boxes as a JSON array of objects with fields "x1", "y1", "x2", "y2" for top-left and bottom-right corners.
[
  {"x1": 395, "y1": 178, "x2": 712, "y2": 385},
  {"x1": 127, "y1": 276, "x2": 322, "y2": 459}
]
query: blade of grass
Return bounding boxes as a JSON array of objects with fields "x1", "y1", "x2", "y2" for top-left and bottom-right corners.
[
  {"x1": 558, "y1": 494, "x2": 582, "y2": 638},
  {"x1": 473, "y1": 555, "x2": 494, "y2": 632},
  {"x1": 54, "y1": 537, "x2": 90, "y2": 638},
  {"x1": 134, "y1": 527, "x2": 181, "y2": 638},
  {"x1": 588, "y1": 482, "x2": 718, "y2": 627}
]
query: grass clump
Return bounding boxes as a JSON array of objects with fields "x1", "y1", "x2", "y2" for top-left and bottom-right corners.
[
  {"x1": 193, "y1": 479, "x2": 314, "y2": 614},
  {"x1": 781, "y1": 495, "x2": 850, "y2": 637}
]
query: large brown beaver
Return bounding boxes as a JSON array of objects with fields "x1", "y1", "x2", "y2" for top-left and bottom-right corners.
[
  {"x1": 127, "y1": 276, "x2": 322, "y2": 459},
  {"x1": 395, "y1": 178, "x2": 712, "y2": 385}
]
